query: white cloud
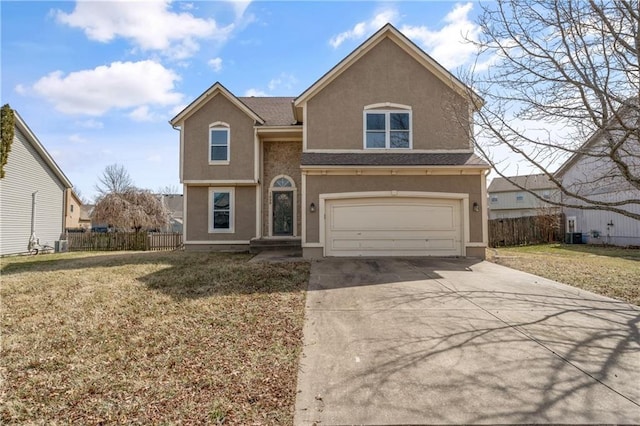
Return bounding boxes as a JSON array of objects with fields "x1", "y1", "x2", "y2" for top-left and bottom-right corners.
[
  {"x1": 129, "y1": 105, "x2": 155, "y2": 122},
  {"x1": 15, "y1": 84, "x2": 27, "y2": 95},
  {"x1": 244, "y1": 88, "x2": 269, "y2": 97},
  {"x1": 329, "y1": 8, "x2": 399, "y2": 48},
  {"x1": 170, "y1": 104, "x2": 187, "y2": 117},
  {"x1": 68, "y1": 134, "x2": 88, "y2": 144},
  {"x1": 208, "y1": 57, "x2": 223, "y2": 72},
  {"x1": 31, "y1": 60, "x2": 183, "y2": 116},
  {"x1": 75, "y1": 118, "x2": 104, "y2": 129},
  {"x1": 400, "y1": 3, "x2": 481, "y2": 69},
  {"x1": 267, "y1": 73, "x2": 297, "y2": 92},
  {"x1": 55, "y1": 0, "x2": 234, "y2": 60},
  {"x1": 229, "y1": 0, "x2": 252, "y2": 19}
]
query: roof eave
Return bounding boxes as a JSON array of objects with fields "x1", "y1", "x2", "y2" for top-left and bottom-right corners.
[{"x1": 169, "y1": 82, "x2": 265, "y2": 126}]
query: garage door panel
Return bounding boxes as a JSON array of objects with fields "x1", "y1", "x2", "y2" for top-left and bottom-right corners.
[
  {"x1": 331, "y1": 203, "x2": 456, "y2": 231},
  {"x1": 325, "y1": 197, "x2": 463, "y2": 257},
  {"x1": 331, "y1": 237, "x2": 457, "y2": 251}
]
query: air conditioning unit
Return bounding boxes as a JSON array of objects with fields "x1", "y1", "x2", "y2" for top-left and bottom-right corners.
[{"x1": 55, "y1": 240, "x2": 69, "y2": 253}]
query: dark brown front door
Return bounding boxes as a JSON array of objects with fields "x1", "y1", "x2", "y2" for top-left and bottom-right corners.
[{"x1": 272, "y1": 191, "x2": 293, "y2": 236}]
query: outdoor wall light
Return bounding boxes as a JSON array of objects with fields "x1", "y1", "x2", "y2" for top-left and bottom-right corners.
[
  {"x1": 473, "y1": 202, "x2": 480, "y2": 212},
  {"x1": 309, "y1": 202, "x2": 316, "y2": 213}
]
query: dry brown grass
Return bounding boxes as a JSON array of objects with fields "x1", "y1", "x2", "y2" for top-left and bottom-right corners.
[
  {"x1": 1, "y1": 251, "x2": 309, "y2": 425},
  {"x1": 488, "y1": 244, "x2": 640, "y2": 306}
]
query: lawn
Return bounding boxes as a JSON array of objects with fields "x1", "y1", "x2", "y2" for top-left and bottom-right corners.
[
  {"x1": 1, "y1": 251, "x2": 310, "y2": 425},
  {"x1": 488, "y1": 244, "x2": 640, "y2": 306}
]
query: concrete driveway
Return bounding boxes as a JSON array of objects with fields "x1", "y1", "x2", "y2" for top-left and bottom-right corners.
[{"x1": 294, "y1": 258, "x2": 640, "y2": 425}]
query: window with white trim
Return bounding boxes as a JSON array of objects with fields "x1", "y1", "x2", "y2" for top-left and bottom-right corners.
[
  {"x1": 209, "y1": 188, "x2": 234, "y2": 233},
  {"x1": 209, "y1": 123, "x2": 230, "y2": 163},
  {"x1": 364, "y1": 110, "x2": 411, "y2": 149},
  {"x1": 516, "y1": 193, "x2": 525, "y2": 203}
]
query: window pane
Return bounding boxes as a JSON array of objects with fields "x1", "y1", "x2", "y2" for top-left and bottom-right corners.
[
  {"x1": 390, "y1": 131, "x2": 410, "y2": 148},
  {"x1": 211, "y1": 146, "x2": 228, "y2": 161},
  {"x1": 366, "y1": 132, "x2": 386, "y2": 148},
  {"x1": 211, "y1": 129, "x2": 228, "y2": 146},
  {"x1": 213, "y1": 211, "x2": 230, "y2": 229},
  {"x1": 366, "y1": 113, "x2": 385, "y2": 131},
  {"x1": 274, "y1": 177, "x2": 292, "y2": 187},
  {"x1": 214, "y1": 192, "x2": 229, "y2": 209},
  {"x1": 390, "y1": 113, "x2": 409, "y2": 130}
]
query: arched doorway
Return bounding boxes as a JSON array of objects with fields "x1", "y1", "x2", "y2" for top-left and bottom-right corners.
[{"x1": 269, "y1": 175, "x2": 296, "y2": 236}]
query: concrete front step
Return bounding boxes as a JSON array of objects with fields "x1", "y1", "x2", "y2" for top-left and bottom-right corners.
[{"x1": 249, "y1": 238, "x2": 302, "y2": 254}]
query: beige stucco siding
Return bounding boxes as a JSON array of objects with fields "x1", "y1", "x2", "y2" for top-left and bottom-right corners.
[
  {"x1": 304, "y1": 174, "x2": 484, "y2": 243},
  {"x1": 306, "y1": 38, "x2": 471, "y2": 151},
  {"x1": 262, "y1": 141, "x2": 302, "y2": 236},
  {"x1": 182, "y1": 94, "x2": 256, "y2": 181},
  {"x1": 185, "y1": 185, "x2": 256, "y2": 242}
]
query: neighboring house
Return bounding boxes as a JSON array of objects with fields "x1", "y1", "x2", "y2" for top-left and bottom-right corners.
[
  {"x1": 555, "y1": 102, "x2": 640, "y2": 246},
  {"x1": 487, "y1": 174, "x2": 560, "y2": 219},
  {"x1": 0, "y1": 110, "x2": 72, "y2": 255},
  {"x1": 160, "y1": 194, "x2": 184, "y2": 233},
  {"x1": 79, "y1": 204, "x2": 93, "y2": 230},
  {"x1": 170, "y1": 24, "x2": 490, "y2": 258},
  {"x1": 65, "y1": 188, "x2": 83, "y2": 230}
]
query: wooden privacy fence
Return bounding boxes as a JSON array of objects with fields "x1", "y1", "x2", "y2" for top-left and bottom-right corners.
[
  {"x1": 66, "y1": 232, "x2": 182, "y2": 252},
  {"x1": 489, "y1": 214, "x2": 565, "y2": 247}
]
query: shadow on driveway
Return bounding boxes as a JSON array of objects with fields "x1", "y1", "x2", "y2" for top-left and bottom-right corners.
[{"x1": 295, "y1": 257, "x2": 640, "y2": 425}]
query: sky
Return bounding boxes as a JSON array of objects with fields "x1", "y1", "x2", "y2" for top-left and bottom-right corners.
[{"x1": 2, "y1": 0, "x2": 496, "y2": 202}]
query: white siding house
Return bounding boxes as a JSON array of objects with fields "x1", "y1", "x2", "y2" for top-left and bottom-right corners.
[
  {"x1": 555, "y1": 98, "x2": 640, "y2": 246},
  {"x1": 0, "y1": 111, "x2": 72, "y2": 255},
  {"x1": 487, "y1": 174, "x2": 561, "y2": 219},
  {"x1": 556, "y1": 113, "x2": 640, "y2": 246}
]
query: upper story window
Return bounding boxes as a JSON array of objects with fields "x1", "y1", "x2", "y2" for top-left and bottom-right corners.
[
  {"x1": 542, "y1": 191, "x2": 551, "y2": 199},
  {"x1": 70, "y1": 204, "x2": 74, "y2": 213},
  {"x1": 209, "y1": 122, "x2": 230, "y2": 164},
  {"x1": 516, "y1": 193, "x2": 525, "y2": 203},
  {"x1": 363, "y1": 104, "x2": 412, "y2": 149},
  {"x1": 490, "y1": 195, "x2": 498, "y2": 203}
]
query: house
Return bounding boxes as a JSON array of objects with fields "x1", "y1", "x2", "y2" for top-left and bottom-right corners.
[
  {"x1": 64, "y1": 188, "x2": 83, "y2": 230},
  {"x1": 487, "y1": 174, "x2": 560, "y2": 219},
  {"x1": 79, "y1": 204, "x2": 93, "y2": 230},
  {"x1": 555, "y1": 101, "x2": 640, "y2": 246},
  {"x1": 160, "y1": 193, "x2": 184, "y2": 233},
  {"x1": 0, "y1": 110, "x2": 72, "y2": 255},
  {"x1": 169, "y1": 24, "x2": 490, "y2": 258}
]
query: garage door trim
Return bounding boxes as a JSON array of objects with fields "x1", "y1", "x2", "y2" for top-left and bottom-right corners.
[{"x1": 319, "y1": 191, "x2": 470, "y2": 256}]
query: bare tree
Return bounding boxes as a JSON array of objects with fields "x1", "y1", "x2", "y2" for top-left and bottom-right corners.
[
  {"x1": 92, "y1": 189, "x2": 169, "y2": 232},
  {"x1": 95, "y1": 163, "x2": 133, "y2": 196},
  {"x1": 466, "y1": 0, "x2": 639, "y2": 220},
  {"x1": 157, "y1": 184, "x2": 181, "y2": 195}
]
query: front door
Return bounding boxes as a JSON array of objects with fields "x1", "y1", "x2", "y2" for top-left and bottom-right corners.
[{"x1": 272, "y1": 191, "x2": 294, "y2": 236}]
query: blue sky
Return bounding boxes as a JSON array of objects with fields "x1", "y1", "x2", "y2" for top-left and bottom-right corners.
[{"x1": 2, "y1": 1, "x2": 489, "y2": 202}]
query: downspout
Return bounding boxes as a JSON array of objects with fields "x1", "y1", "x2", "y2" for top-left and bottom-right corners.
[{"x1": 28, "y1": 191, "x2": 39, "y2": 251}]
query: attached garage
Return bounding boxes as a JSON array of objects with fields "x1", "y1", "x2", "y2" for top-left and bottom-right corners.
[{"x1": 323, "y1": 194, "x2": 464, "y2": 257}]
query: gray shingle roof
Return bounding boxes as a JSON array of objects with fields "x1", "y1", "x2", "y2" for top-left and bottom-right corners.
[
  {"x1": 487, "y1": 174, "x2": 558, "y2": 192},
  {"x1": 238, "y1": 97, "x2": 296, "y2": 126},
  {"x1": 301, "y1": 152, "x2": 489, "y2": 167}
]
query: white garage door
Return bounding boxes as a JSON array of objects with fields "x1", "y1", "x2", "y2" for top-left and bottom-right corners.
[{"x1": 325, "y1": 197, "x2": 463, "y2": 257}]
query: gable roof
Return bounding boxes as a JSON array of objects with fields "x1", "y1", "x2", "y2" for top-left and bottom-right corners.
[
  {"x1": 554, "y1": 98, "x2": 639, "y2": 177},
  {"x1": 293, "y1": 23, "x2": 482, "y2": 121},
  {"x1": 14, "y1": 111, "x2": 72, "y2": 188},
  {"x1": 238, "y1": 97, "x2": 296, "y2": 126},
  {"x1": 169, "y1": 82, "x2": 265, "y2": 126},
  {"x1": 487, "y1": 174, "x2": 558, "y2": 193}
]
